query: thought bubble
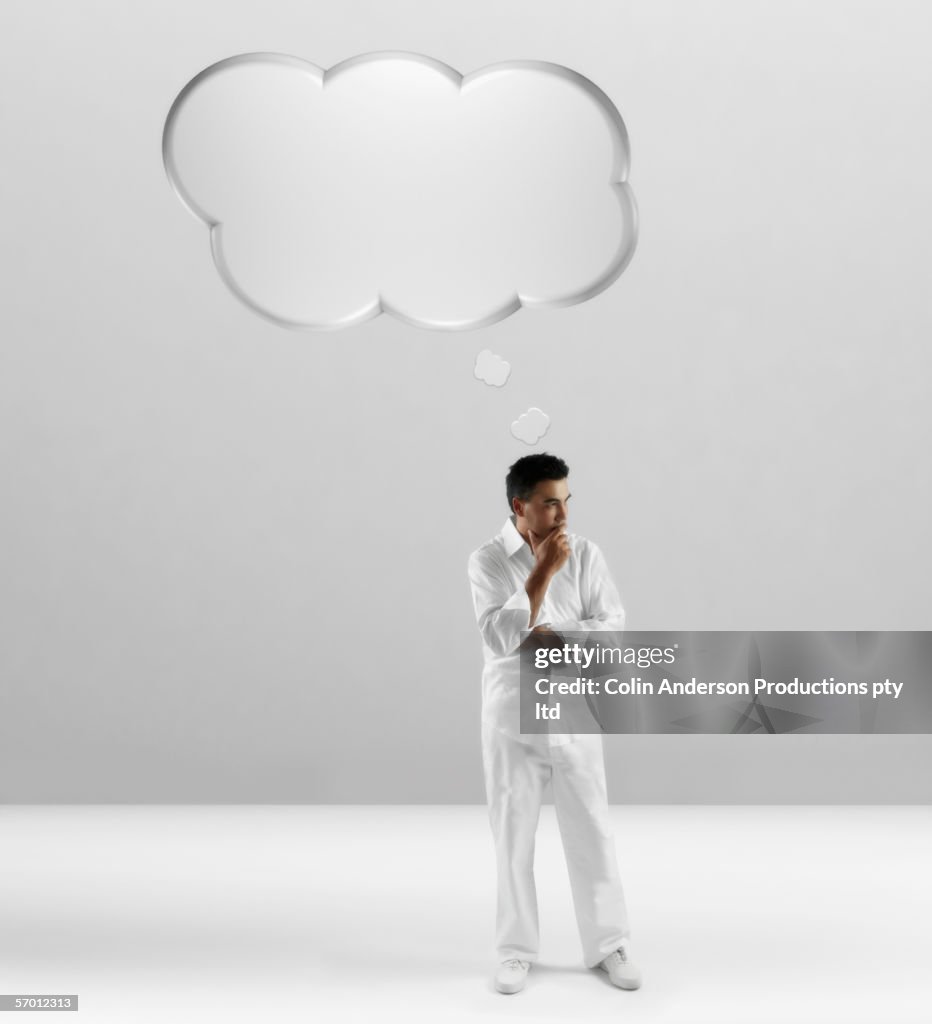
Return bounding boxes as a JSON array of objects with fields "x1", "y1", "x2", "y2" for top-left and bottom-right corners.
[
  {"x1": 163, "y1": 51, "x2": 638, "y2": 331},
  {"x1": 511, "y1": 407, "x2": 551, "y2": 445},
  {"x1": 474, "y1": 349, "x2": 511, "y2": 387}
]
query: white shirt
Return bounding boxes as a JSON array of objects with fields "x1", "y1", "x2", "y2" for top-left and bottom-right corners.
[{"x1": 467, "y1": 516, "x2": 626, "y2": 747}]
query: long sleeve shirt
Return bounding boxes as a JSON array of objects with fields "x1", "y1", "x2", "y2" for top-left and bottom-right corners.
[{"x1": 467, "y1": 516, "x2": 626, "y2": 747}]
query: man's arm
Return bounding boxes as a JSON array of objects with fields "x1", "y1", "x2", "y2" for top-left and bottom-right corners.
[
  {"x1": 542, "y1": 543, "x2": 626, "y2": 640},
  {"x1": 467, "y1": 533, "x2": 568, "y2": 655},
  {"x1": 524, "y1": 563, "x2": 554, "y2": 631},
  {"x1": 467, "y1": 552, "x2": 543, "y2": 658},
  {"x1": 468, "y1": 527, "x2": 571, "y2": 656}
]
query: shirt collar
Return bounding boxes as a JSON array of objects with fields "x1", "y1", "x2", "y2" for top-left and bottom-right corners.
[{"x1": 501, "y1": 515, "x2": 530, "y2": 558}]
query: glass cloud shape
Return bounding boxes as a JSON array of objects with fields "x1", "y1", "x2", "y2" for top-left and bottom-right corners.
[
  {"x1": 511, "y1": 407, "x2": 551, "y2": 445},
  {"x1": 162, "y1": 51, "x2": 638, "y2": 332},
  {"x1": 474, "y1": 349, "x2": 511, "y2": 387}
]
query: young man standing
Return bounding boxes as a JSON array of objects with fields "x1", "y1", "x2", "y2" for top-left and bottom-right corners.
[{"x1": 467, "y1": 453, "x2": 642, "y2": 995}]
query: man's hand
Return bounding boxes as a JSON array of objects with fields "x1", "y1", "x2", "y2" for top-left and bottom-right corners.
[
  {"x1": 524, "y1": 526, "x2": 570, "y2": 633},
  {"x1": 528, "y1": 525, "x2": 570, "y2": 577},
  {"x1": 533, "y1": 624, "x2": 566, "y2": 648},
  {"x1": 518, "y1": 624, "x2": 564, "y2": 654}
]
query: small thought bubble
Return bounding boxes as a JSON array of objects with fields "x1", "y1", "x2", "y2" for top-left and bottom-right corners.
[
  {"x1": 511, "y1": 407, "x2": 551, "y2": 445},
  {"x1": 474, "y1": 349, "x2": 511, "y2": 387}
]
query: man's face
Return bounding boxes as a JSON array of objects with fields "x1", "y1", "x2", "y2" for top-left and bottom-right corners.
[{"x1": 515, "y1": 478, "x2": 571, "y2": 539}]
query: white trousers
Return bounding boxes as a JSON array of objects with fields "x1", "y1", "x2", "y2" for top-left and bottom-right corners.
[{"x1": 481, "y1": 723, "x2": 631, "y2": 968}]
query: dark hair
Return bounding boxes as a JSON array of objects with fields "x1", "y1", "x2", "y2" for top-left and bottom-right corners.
[{"x1": 506, "y1": 452, "x2": 569, "y2": 513}]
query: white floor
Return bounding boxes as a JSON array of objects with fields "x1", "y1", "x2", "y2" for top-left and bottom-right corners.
[{"x1": 1, "y1": 805, "x2": 930, "y2": 1024}]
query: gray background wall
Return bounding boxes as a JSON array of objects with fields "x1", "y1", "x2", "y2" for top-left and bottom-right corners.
[{"x1": 2, "y1": 0, "x2": 930, "y2": 803}]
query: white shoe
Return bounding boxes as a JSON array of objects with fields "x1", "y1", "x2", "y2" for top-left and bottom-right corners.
[
  {"x1": 598, "y1": 942, "x2": 642, "y2": 990},
  {"x1": 494, "y1": 958, "x2": 531, "y2": 993}
]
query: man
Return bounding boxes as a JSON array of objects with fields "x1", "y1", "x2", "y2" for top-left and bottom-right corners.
[{"x1": 467, "y1": 452, "x2": 642, "y2": 995}]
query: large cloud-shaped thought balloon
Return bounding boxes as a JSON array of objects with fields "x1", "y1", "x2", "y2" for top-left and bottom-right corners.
[{"x1": 163, "y1": 51, "x2": 638, "y2": 331}]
